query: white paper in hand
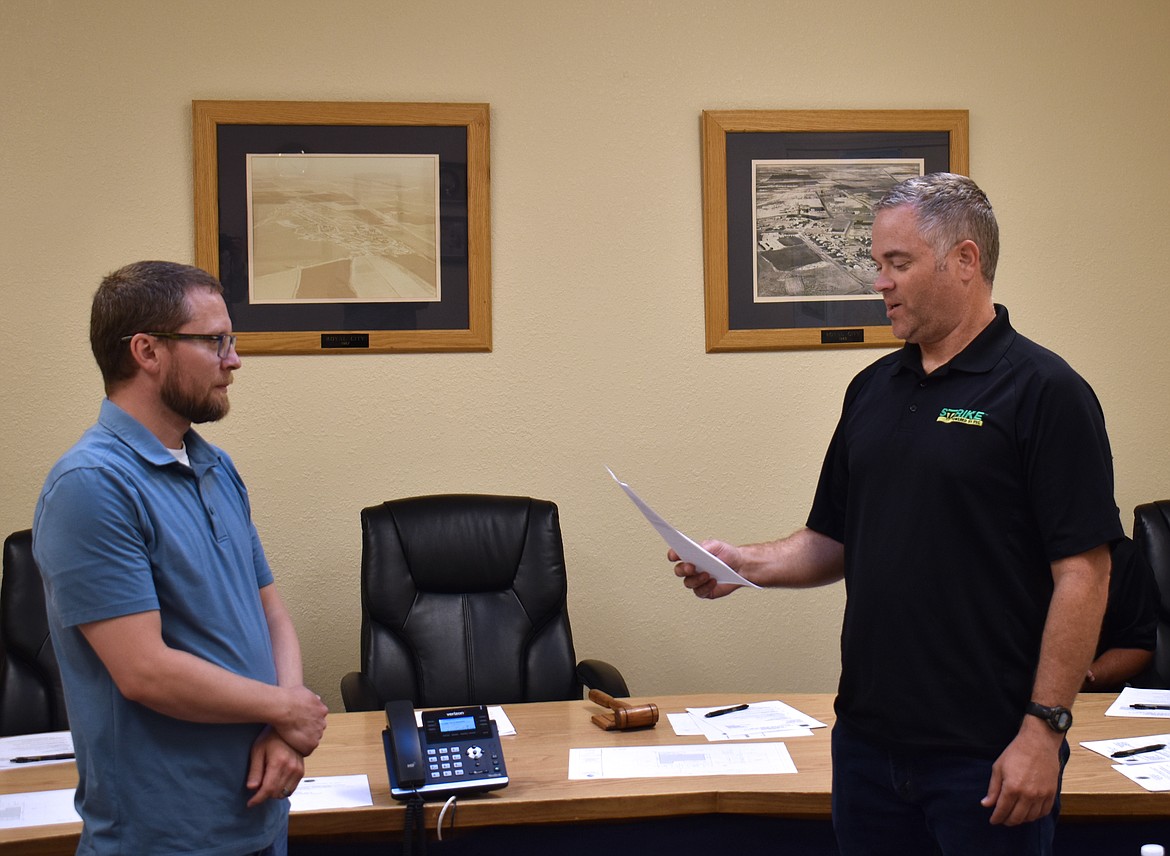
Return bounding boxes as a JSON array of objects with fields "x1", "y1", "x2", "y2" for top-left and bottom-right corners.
[{"x1": 606, "y1": 467, "x2": 760, "y2": 589}]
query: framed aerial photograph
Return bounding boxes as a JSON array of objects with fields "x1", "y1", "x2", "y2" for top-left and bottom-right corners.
[
  {"x1": 700, "y1": 109, "x2": 969, "y2": 352},
  {"x1": 193, "y1": 100, "x2": 491, "y2": 354}
]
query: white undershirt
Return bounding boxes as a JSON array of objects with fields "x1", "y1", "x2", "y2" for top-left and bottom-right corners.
[{"x1": 166, "y1": 443, "x2": 191, "y2": 468}]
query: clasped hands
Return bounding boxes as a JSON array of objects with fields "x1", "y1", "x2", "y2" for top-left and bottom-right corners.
[{"x1": 247, "y1": 685, "x2": 328, "y2": 807}]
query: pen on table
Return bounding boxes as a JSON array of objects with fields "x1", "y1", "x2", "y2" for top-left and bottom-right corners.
[
  {"x1": 1129, "y1": 704, "x2": 1170, "y2": 711},
  {"x1": 704, "y1": 704, "x2": 749, "y2": 718},
  {"x1": 1111, "y1": 743, "x2": 1167, "y2": 759},
  {"x1": 10, "y1": 752, "x2": 75, "y2": 764}
]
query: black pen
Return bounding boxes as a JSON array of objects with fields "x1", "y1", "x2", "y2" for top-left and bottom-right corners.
[
  {"x1": 11, "y1": 752, "x2": 75, "y2": 764},
  {"x1": 705, "y1": 704, "x2": 749, "y2": 718},
  {"x1": 1111, "y1": 743, "x2": 1166, "y2": 759},
  {"x1": 1129, "y1": 704, "x2": 1170, "y2": 711}
]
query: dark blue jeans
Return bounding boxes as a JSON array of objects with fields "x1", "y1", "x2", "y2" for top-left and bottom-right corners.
[{"x1": 831, "y1": 722, "x2": 1068, "y2": 856}]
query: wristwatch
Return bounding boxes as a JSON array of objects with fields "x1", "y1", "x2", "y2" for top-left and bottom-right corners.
[{"x1": 1026, "y1": 701, "x2": 1073, "y2": 733}]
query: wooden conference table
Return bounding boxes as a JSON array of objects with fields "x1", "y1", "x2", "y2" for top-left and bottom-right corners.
[{"x1": 0, "y1": 692, "x2": 1166, "y2": 853}]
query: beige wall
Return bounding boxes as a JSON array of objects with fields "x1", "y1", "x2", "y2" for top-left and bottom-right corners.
[{"x1": 2, "y1": 0, "x2": 1168, "y2": 710}]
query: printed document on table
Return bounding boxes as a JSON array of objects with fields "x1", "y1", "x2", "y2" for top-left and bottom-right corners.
[
  {"x1": 489, "y1": 705, "x2": 517, "y2": 735},
  {"x1": 1081, "y1": 734, "x2": 1170, "y2": 765},
  {"x1": 568, "y1": 741, "x2": 796, "y2": 780},
  {"x1": 0, "y1": 731, "x2": 74, "y2": 769},
  {"x1": 606, "y1": 467, "x2": 760, "y2": 589},
  {"x1": 1112, "y1": 761, "x2": 1170, "y2": 792},
  {"x1": 289, "y1": 775, "x2": 373, "y2": 812},
  {"x1": 0, "y1": 788, "x2": 80, "y2": 829},
  {"x1": 668, "y1": 712, "x2": 705, "y2": 735},
  {"x1": 1106, "y1": 687, "x2": 1170, "y2": 718},
  {"x1": 684, "y1": 700, "x2": 827, "y2": 741}
]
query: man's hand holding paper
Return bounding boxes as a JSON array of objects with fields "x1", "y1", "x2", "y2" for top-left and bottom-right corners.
[
  {"x1": 670, "y1": 538, "x2": 758, "y2": 599},
  {"x1": 606, "y1": 467, "x2": 760, "y2": 594}
]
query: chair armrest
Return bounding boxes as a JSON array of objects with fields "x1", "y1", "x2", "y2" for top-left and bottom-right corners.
[
  {"x1": 576, "y1": 659, "x2": 629, "y2": 699},
  {"x1": 340, "y1": 671, "x2": 383, "y2": 712}
]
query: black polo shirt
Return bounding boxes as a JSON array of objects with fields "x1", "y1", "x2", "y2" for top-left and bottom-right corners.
[
  {"x1": 1098, "y1": 537, "x2": 1157, "y2": 658},
  {"x1": 808, "y1": 305, "x2": 1123, "y2": 755}
]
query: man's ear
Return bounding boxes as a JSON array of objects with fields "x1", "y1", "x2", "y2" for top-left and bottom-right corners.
[
  {"x1": 954, "y1": 239, "x2": 982, "y2": 283},
  {"x1": 125, "y1": 333, "x2": 165, "y2": 377}
]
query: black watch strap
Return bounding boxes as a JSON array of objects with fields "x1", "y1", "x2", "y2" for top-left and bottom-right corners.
[{"x1": 1026, "y1": 701, "x2": 1073, "y2": 733}]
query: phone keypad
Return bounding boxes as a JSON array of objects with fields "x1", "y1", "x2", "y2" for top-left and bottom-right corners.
[{"x1": 425, "y1": 743, "x2": 502, "y2": 782}]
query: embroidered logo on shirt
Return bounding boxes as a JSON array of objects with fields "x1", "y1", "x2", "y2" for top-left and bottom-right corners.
[{"x1": 936, "y1": 407, "x2": 986, "y2": 427}]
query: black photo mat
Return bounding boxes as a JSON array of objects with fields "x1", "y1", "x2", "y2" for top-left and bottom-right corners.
[
  {"x1": 724, "y1": 130, "x2": 952, "y2": 332},
  {"x1": 215, "y1": 123, "x2": 470, "y2": 334}
]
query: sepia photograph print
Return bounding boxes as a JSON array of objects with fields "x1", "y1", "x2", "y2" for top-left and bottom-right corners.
[
  {"x1": 247, "y1": 153, "x2": 440, "y2": 304},
  {"x1": 701, "y1": 109, "x2": 968, "y2": 352},
  {"x1": 752, "y1": 159, "x2": 923, "y2": 302},
  {"x1": 193, "y1": 100, "x2": 491, "y2": 355}
]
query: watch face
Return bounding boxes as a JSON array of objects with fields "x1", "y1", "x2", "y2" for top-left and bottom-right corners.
[
  {"x1": 1052, "y1": 708, "x2": 1073, "y2": 732},
  {"x1": 1028, "y1": 702, "x2": 1073, "y2": 733}
]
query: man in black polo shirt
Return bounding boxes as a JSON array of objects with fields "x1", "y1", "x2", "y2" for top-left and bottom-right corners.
[{"x1": 671, "y1": 173, "x2": 1121, "y2": 855}]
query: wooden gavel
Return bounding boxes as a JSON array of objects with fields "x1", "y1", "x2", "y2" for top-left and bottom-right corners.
[{"x1": 588, "y1": 689, "x2": 659, "y2": 731}]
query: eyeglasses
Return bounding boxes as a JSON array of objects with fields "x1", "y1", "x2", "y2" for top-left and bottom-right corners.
[{"x1": 121, "y1": 332, "x2": 238, "y2": 359}]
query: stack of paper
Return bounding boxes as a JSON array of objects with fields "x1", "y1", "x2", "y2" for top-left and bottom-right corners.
[
  {"x1": 1105, "y1": 687, "x2": 1170, "y2": 719},
  {"x1": 1085, "y1": 688, "x2": 1170, "y2": 792},
  {"x1": 668, "y1": 700, "x2": 827, "y2": 742},
  {"x1": 0, "y1": 731, "x2": 74, "y2": 770}
]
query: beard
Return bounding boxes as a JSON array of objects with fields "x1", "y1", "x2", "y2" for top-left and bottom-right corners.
[{"x1": 161, "y1": 369, "x2": 230, "y2": 424}]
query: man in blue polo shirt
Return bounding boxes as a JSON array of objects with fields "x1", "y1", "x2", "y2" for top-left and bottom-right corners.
[
  {"x1": 671, "y1": 174, "x2": 1121, "y2": 855},
  {"x1": 33, "y1": 261, "x2": 329, "y2": 856}
]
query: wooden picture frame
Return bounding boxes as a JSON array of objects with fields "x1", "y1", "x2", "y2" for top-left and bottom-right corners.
[
  {"x1": 193, "y1": 100, "x2": 491, "y2": 354},
  {"x1": 700, "y1": 109, "x2": 969, "y2": 352}
]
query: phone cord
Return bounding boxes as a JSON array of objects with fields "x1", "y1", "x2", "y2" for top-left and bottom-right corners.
[{"x1": 403, "y1": 792, "x2": 427, "y2": 856}]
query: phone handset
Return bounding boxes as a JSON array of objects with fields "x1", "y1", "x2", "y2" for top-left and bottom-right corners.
[{"x1": 384, "y1": 699, "x2": 425, "y2": 790}]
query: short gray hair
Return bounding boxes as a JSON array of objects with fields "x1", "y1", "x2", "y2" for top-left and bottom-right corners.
[{"x1": 875, "y1": 173, "x2": 999, "y2": 284}]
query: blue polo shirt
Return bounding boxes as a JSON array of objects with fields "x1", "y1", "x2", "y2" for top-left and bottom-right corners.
[
  {"x1": 808, "y1": 305, "x2": 1123, "y2": 755},
  {"x1": 33, "y1": 399, "x2": 283, "y2": 856}
]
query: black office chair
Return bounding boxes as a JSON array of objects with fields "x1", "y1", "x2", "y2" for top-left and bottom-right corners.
[
  {"x1": 1133, "y1": 500, "x2": 1170, "y2": 689},
  {"x1": 0, "y1": 529, "x2": 68, "y2": 735},
  {"x1": 341, "y1": 494, "x2": 630, "y2": 711}
]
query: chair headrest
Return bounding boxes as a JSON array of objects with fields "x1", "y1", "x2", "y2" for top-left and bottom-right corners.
[{"x1": 363, "y1": 494, "x2": 562, "y2": 594}]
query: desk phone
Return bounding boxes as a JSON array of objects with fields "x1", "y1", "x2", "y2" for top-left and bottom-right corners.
[{"x1": 383, "y1": 700, "x2": 509, "y2": 800}]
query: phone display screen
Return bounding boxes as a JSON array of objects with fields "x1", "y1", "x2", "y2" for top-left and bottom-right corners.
[
  {"x1": 421, "y1": 706, "x2": 493, "y2": 740},
  {"x1": 439, "y1": 715, "x2": 476, "y2": 733}
]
